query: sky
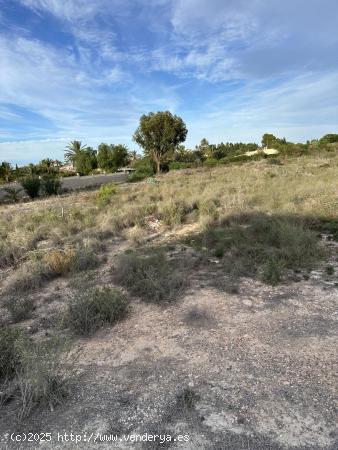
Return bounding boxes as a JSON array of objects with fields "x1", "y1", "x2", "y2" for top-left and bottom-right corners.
[{"x1": 0, "y1": 0, "x2": 337, "y2": 164}]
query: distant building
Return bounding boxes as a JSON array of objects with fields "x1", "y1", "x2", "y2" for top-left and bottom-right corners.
[
  {"x1": 59, "y1": 163, "x2": 75, "y2": 172},
  {"x1": 117, "y1": 167, "x2": 136, "y2": 173}
]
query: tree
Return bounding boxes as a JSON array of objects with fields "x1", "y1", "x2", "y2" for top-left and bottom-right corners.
[
  {"x1": 261, "y1": 133, "x2": 277, "y2": 148},
  {"x1": 97, "y1": 143, "x2": 129, "y2": 171},
  {"x1": 75, "y1": 147, "x2": 97, "y2": 175},
  {"x1": 0, "y1": 162, "x2": 13, "y2": 183},
  {"x1": 39, "y1": 158, "x2": 55, "y2": 174},
  {"x1": 97, "y1": 143, "x2": 114, "y2": 171},
  {"x1": 319, "y1": 134, "x2": 338, "y2": 144},
  {"x1": 65, "y1": 140, "x2": 86, "y2": 163},
  {"x1": 111, "y1": 144, "x2": 129, "y2": 169},
  {"x1": 133, "y1": 111, "x2": 188, "y2": 174}
]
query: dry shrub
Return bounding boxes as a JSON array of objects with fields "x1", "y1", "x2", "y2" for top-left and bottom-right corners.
[{"x1": 44, "y1": 249, "x2": 75, "y2": 275}]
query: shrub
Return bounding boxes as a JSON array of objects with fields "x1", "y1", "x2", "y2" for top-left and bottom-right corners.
[
  {"x1": 169, "y1": 162, "x2": 194, "y2": 170},
  {"x1": 128, "y1": 158, "x2": 154, "y2": 182},
  {"x1": 200, "y1": 214, "x2": 324, "y2": 285},
  {"x1": 0, "y1": 326, "x2": 23, "y2": 380},
  {"x1": 72, "y1": 248, "x2": 99, "y2": 272},
  {"x1": 114, "y1": 251, "x2": 187, "y2": 303},
  {"x1": 15, "y1": 337, "x2": 73, "y2": 418},
  {"x1": 42, "y1": 176, "x2": 61, "y2": 196},
  {"x1": 6, "y1": 260, "x2": 50, "y2": 294},
  {"x1": 3, "y1": 187, "x2": 22, "y2": 203},
  {"x1": 43, "y1": 249, "x2": 75, "y2": 276},
  {"x1": 159, "y1": 200, "x2": 186, "y2": 227},
  {"x1": 21, "y1": 176, "x2": 41, "y2": 199},
  {"x1": 261, "y1": 257, "x2": 283, "y2": 285},
  {"x1": 66, "y1": 287, "x2": 129, "y2": 336},
  {"x1": 4, "y1": 296, "x2": 35, "y2": 322},
  {"x1": 96, "y1": 182, "x2": 117, "y2": 206}
]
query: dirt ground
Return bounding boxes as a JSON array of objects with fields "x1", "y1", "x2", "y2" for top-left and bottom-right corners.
[{"x1": 0, "y1": 235, "x2": 337, "y2": 450}]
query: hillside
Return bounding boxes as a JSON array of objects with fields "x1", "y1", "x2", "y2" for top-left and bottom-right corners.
[{"x1": 0, "y1": 153, "x2": 337, "y2": 449}]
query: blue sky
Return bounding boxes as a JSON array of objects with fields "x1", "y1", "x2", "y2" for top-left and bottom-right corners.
[{"x1": 0, "y1": 0, "x2": 337, "y2": 164}]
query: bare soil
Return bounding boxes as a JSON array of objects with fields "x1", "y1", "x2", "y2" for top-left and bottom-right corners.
[{"x1": 0, "y1": 235, "x2": 337, "y2": 450}]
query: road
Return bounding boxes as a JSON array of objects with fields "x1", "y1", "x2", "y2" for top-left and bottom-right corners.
[{"x1": 0, "y1": 172, "x2": 128, "y2": 200}]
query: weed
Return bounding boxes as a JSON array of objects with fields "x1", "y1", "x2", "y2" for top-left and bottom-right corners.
[
  {"x1": 66, "y1": 287, "x2": 129, "y2": 336},
  {"x1": 325, "y1": 265, "x2": 335, "y2": 275},
  {"x1": 15, "y1": 337, "x2": 74, "y2": 418},
  {"x1": 43, "y1": 176, "x2": 61, "y2": 196},
  {"x1": 159, "y1": 200, "x2": 186, "y2": 227},
  {"x1": 96, "y1": 182, "x2": 117, "y2": 206},
  {"x1": 0, "y1": 326, "x2": 23, "y2": 380},
  {"x1": 114, "y1": 251, "x2": 188, "y2": 303},
  {"x1": 4, "y1": 296, "x2": 35, "y2": 322},
  {"x1": 43, "y1": 249, "x2": 75, "y2": 275}
]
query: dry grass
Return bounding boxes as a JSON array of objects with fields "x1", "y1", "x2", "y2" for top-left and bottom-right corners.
[{"x1": 1, "y1": 153, "x2": 337, "y2": 294}]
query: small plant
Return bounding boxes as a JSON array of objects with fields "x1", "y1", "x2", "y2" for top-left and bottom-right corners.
[
  {"x1": 42, "y1": 176, "x2": 61, "y2": 196},
  {"x1": 66, "y1": 287, "x2": 129, "y2": 336},
  {"x1": 325, "y1": 265, "x2": 335, "y2": 275},
  {"x1": 176, "y1": 387, "x2": 200, "y2": 411},
  {"x1": 43, "y1": 249, "x2": 75, "y2": 275},
  {"x1": 96, "y1": 182, "x2": 117, "y2": 206},
  {"x1": 214, "y1": 246, "x2": 224, "y2": 258},
  {"x1": 21, "y1": 176, "x2": 41, "y2": 199},
  {"x1": 114, "y1": 251, "x2": 187, "y2": 303},
  {"x1": 4, "y1": 296, "x2": 34, "y2": 322},
  {"x1": 0, "y1": 326, "x2": 23, "y2": 380},
  {"x1": 261, "y1": 257, "x2": 283, "y2": 285},
  {"x1": 159, "y1": 200, "x2": 186, "y2": 227},
  {"x1": 3, "y1": 187, "x2": 22, "y2": 203},
  {"x1": 15, "y1": 337, "x2": 73, "y2": 418},
  {"x1": 72, "y1": 248, "x2": 99, "y2": 272}
]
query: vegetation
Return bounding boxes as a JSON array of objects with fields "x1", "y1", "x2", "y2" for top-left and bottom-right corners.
[
  {"x1": 66, "y1": 287, "x2": 129, "y2": 336},
  {"x1": 21, "y1": 176, "x2": 41, "y2": 198},
  {"x1": 114, "y1": 251, "x2": 188, "y2": 303},
  {"x1": 133, "y1": 111, "x2": 188, "y2": 174}
]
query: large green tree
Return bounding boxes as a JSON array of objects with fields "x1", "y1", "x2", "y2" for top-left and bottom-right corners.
[
  {"x1": 133, "y1": 111, "x2": 187, "y2": 173},
  {"x1": 97, "y1": 143, "x2": 129, "y2": 171}
]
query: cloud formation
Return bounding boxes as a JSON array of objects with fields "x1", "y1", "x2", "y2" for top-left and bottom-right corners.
[{"x1": 0, "y1": 0, "x2": 337, "y2": 163}]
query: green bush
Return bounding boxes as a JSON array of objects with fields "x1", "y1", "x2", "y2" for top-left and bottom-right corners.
[
  {"x1": 200, "y1": 214, "x2": 324, "y2": 285},
  {"x1": 42, "y1": 176, "x2": 61, "y2": 196},
  {"x1": 128, "y1": 158, "x2": 154, "y2": 182},
  {"x1": 96, "y1": 182, "x2": 117, "y2": 206},
  {"x1": 114, "y1": 251, "x2": 187, "y2": 303},
  {"x1": 66, "y1": 287, "x2": 129, "y2": 335},
  {"x1": 21, "y1": 176, "x2": 41, "y2": 199}
]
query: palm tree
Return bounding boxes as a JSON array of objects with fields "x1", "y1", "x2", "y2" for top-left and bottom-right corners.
[
  {"x1": 65, "y1": 140, "x2": 86, "y2": 163},
  {"x1": 39, "y1": 158, "x2": 54, "y2": 174}
]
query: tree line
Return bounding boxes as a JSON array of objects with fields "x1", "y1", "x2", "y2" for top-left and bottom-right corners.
[{"x1": 1, "y1": 111, "x2": 338, "y2": 185}]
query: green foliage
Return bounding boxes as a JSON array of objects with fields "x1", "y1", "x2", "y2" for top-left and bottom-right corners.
[
  {"x1": 3, "y1": 186, "x2": 22, "y2": 203},
  {"x1": 21, "y1": 176, "x2": 41, "y2": 199},
  {"x1": 42, "y1": 175, "x2": 61, "y2": 196},
  {"x1": 96, "y1": 182, "x2": 117, "y2": 205},
  {"x1": 133, "y1": 111, "x2": 188, "y2": 173},
  {"x1": 74, "y1": 147, "x2": 97, "y2": 175},
  {"x1": 199, "y1": 214, "x2": 324, "y2": 285},
  {"x1": 64, "y1": 140, "x2": 86, "y2": 163},
  {"x1": 128, "y1": 157, "x2": 154, "y2": 182},
  {"x1": 97, "y1": 143, "x2": 129, "y2": 171},
  {"x1": 66, "y1": 287, "x2": 129, "y2": 336},
  {"x1": 114, "y1": 251, "x2": 187, "y2": 303},
  {"x1": 319, "y1": 134, "x2": 338, "y2": 145},
  {"x1": 0, "y1": 162, "x2": 13, "y2": 183}
]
